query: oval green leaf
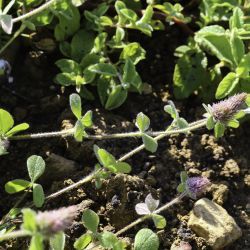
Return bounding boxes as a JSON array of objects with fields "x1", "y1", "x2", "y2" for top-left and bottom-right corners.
[
  {"x1": 5, "y1": 179, "x2": 31, "y2": 194},
  {"x1": 27, "y1": 155, "x2": 45, "y2": 183},
  {"x1": 134, "y1": 228, "x2": 159, "y2": 250}
]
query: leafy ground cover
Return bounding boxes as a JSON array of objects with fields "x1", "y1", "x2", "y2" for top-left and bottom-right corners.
[{"x1": 0, "y1": 1, "x2": 250, "y2": 250}]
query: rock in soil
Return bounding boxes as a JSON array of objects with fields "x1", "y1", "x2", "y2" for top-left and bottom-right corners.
[{"x1": 188, "y1": 198, "x2": 242, "y2": 249}]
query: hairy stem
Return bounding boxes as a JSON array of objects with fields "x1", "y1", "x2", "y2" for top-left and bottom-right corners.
[
  {"x1": 115, "y1": 192, "x2": 187, "y2": 236},
  {"x1": 12, "y1": 0, "x2": 57, "y2": 23},
  {"x1": 45, "y1": 170, "x2": 98, "y2": 201},
  {"x1": 9, "y1": 119, "x2": 207, "y2": 141},
  {"x1": 0, "y1": 230, "x2": 31, "y2": 241},
  {"x1": 44, "y1": 119, "x2": 207, "y2": 200},
  {"x1": 119, "y1": 119, "x2": 207, "y2": 161}
]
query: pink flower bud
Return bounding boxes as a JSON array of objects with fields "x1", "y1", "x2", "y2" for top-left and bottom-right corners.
[
  {"x1": 211, "y1": 93, "x2": 247, "y2": 123},
  {"x1": 36, "y1": 205, "x2": 79, "y2": 236},
  {"x1": 186, "y1": 177, "x2": 210, "y2": 199}
]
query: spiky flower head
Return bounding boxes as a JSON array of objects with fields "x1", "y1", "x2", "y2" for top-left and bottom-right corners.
[
  {"x1": 186, "y1": 177, "x2": 210, "y2": 199},
  {"x1": 36, "y1": 205, "x2": 79, "y2": 236},
  {"x1": 211, "y1": 93, "x2": 247, "y2": 123}
]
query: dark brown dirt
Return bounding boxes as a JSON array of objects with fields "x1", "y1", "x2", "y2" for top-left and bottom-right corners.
[{"x1": 0, "y1": 27, "x2": 249, "y2": 250}]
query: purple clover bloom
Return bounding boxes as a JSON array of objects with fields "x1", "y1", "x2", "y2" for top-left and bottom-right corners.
[
  {"x1": 211, "y1": 93, "x2": 247, "y2": 123},
  {"x1": 186, "y1": 177, "x2": 210, "y2": 199},
  {"x1": 36, "y1": 205, "x2": 79, "y2": 236}
]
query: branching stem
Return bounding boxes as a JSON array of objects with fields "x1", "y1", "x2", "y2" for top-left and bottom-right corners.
[
  {"x1": 45, "y1": 119, "x2": 207, "y2": 200},
  {"x1": 9, "y1": 119, "x2": 207, "y2": 141}
]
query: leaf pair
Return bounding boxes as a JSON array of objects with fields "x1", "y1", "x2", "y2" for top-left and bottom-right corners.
[
  {"x1": 94, "y1": 146, "x2": 131, "y2": 174},
  {"x1": 5, "y1": 155, "x2": 45, "y2": 208},
  {"x1": 135, "y1": 194, "x2": 166, "y2": 229},
  {"x1": 74, "y1": 209, "x2": 126, "y2": 250},
  {"x1": 70, "y1": 94, "x2": 93, "y2": 142},
  {"x1": 164, "y1": 101, "x2": 189, "y2": 130},
  {"x1": 0, "y1": 109, "x2": 29, "y2": 138},
  {"x1": 135, "y1": 113, "x2": 158, "y2": 153}
]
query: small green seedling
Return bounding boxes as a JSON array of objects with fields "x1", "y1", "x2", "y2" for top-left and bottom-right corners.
[
  {"x1": 135, "y1": 194, "x2": 166, "y2": 229},
  {"x1": 0, "y1": 108, "x2": 29, "y2": 155},
  {"x1": 5, "y1": 155, "x2": 45, "y2": 208},
  {"x1": 70, "y1": 93, "x2": 93, "y2": 142},
  {"x1": 74, "y1": 209, "x2": 126, "y2": 250}
]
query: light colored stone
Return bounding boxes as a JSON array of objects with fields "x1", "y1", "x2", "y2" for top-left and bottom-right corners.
[{"x1": 188, "y1": 198, "x2": 242, "y2": 249}]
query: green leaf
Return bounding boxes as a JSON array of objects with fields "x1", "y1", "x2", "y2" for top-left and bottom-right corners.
[
  {"x1": 142, "y1": 134, "x2": 158, "y2": 153},
  {"x1": 114, "y1": 162, "x2": 131, "y2": 174},
  {"x1": 50, "y1": 232, "x2": 65, "y2": 250},
  {"x1": 27, "y1": 155, "x2": 45, "y2": 183},
  {"x1": 120, "y1": 42, "x2": 145, "y2": 65},
  {"x1": 5, "y1": 123, "x2": 29, "y2": 137},
  {"x1": 123, "y1": 58, "x2": 142, "y2": 91},
  {"x1": 22, "y1": 208, "x2": 37, "y2": 232},
  {"x1": 236, "y1": 53, "x2": 250, "y2": 77},
  {"x1": 134, "y1": 228, "x2": 159, "y2": 250},
  {"x1": 216, "y1": 72, "x2": 239, "y2": 99},
  {"x1": 71, "y1": 0, "x2": 86, "y2": 7},
  {"x1": 5, "y1": 179, "x2": 31, "y2": 194},
  {"x1": 230, "y1": 29, "x2": 245, "y2": 65},
  {"x1": 173, "y1": 51, "x2": 208, "y2": 99},
  {"x1": 54, "y1": 3, "x2": 80, "y2": 42},
  {"x1": 120, "y1": 9, "x2": 138, "y2": 22},
  {"x1": 56, "y1": 59, "x2": 81, "y2": 74},
  {"x1": 81, "y1": 111, "x2": 93, "y2": 127},
  {"x1": 0, "y1": 109, "x2": 14, "y2": 135},
  {"x1": 114, "y1": 27, "x2": 125, "y2": 44},
  {"x1": 227, "y1": 119, "x2": 239, "y2": 128},
  {"x1": 3, "y1": 0, "x2": 15, "y2": 14},
  {"x1": 180, "y1": 171, "x2": 188, "y2": 183},
  {"x1": 105, "y1": 85, "x2": 127, "y2": 110},
  {"x1": 136, "y1": 112, "x2": 150, "y2": 132},
  {"x1": 177, "y1": 183, "x2": 186, "y2": 193},
  {"x1": 29, "y1": 234, "x2": 44, "y2": 250},
  {"x1": 80, "y1": 53, "x2": 101, "y2": 69},
  {"x1": 33, "y1": 184, "x2": 45, "y2": 208},
  {"x1": 97, "y1": 77, "x2": 109, "y2": 106},
  {"x1": 55, "y1": 72, "x2": 76, "y2": 86},
  {"x1": 176, "y1": 118, "x2": 189, "y2": 129},
  {"x1": 214, "y1": 122, "x2": 225, "y2": 138},
  {"x1": 74, "y1": 233, "x2": 92, "y2": 250},
  {"x1": 229, "y1": 7, "x2": 244, "y2": 29},
  {"x1": 195, "y1": 25, "x2": 235, "y2": 66},
  {"x1": 206, "y1": 116, "x2": 215, "y2": 130},
  {"x1": 82, "y1": 209, "x2": 99, "y2": 233},
  {"x1": 70, "y1": 93, "x2": 82, "y2": 119},
  {"x1": 152, "y1": 214, "x2": 167, "y2": 229},
  {"x1": 99, "y1": 231, "x2": 120, "y2": 248},
  {"x1": 70, "y1": 30, "x2": 95, "y2": 62},
  {"x1": 97, "y1": 148, "x2": 116, "y2": 167},
  {"x1": 99, "y1": 16, "x2": 113, "y2": 26},
  {"x1": 88, "y1": 63, "x2": 117, "y2": 76},
  {"x1": 0, "y1": 14, "x2": 13, "y2": 34},
  {"x1": 164, "y1": 101, "x2": 178, "y2": 119},
  {"x1": 74, "y1": 120, "x2": 86, "y2": 142},
  {"x1": 139, "y1": 5, "x2": 153, "y2": 24}
]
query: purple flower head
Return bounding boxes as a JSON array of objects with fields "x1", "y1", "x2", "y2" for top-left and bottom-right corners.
[
  {"x1": 36, "y1": 205, "x2": 79, "y2": 236},
  {"x1": 211, "y1": 93, "x2": 247, "y2": 123},
  {"x1": 186, "y1": 177, "x2": 210, "y2": 199}
]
